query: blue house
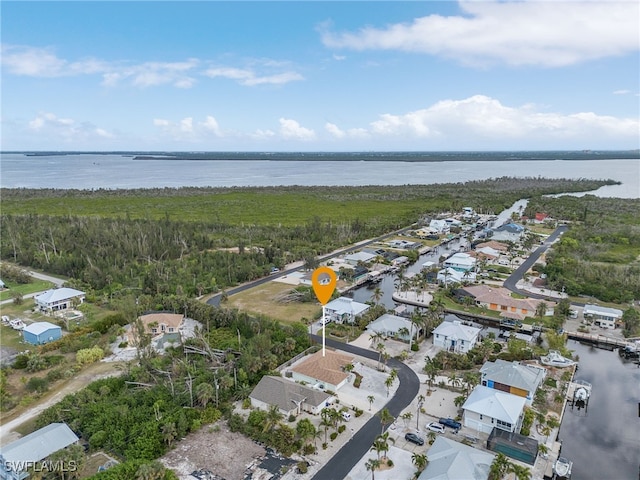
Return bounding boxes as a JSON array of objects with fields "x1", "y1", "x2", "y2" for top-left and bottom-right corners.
[{"x1": 22, "y1": 322, "x2": 62, "y2": 345}]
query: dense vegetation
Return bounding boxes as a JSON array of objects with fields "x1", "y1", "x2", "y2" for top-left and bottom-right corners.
[
  {"x1": 525, "y1": 195, "x2": 640, "y2": 303},
  {"x1": 0, "y1": 178, "x2": 614, "y2": 300}
]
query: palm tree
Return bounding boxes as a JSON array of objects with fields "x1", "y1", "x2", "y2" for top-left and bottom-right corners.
[
  {"x1": 263, "y1": 404, "x2": 284, "y2": 433},
  {"x1": 447, "y1": 371, "x2": 462, "y2": 390},
  {"x1": 462, "y1": 371, "x2": 480, "y2": 396},
  {"x1": 195, "y1": 382, "x2": 215, "y2": 408},
  {"x1": 367, "y1": 395, "x2": 375, "y2": 411},
  {"x1": 401, "y1": 411, "x2": 413, "y2": 428},
  {"x1": 135, "y1": 461, "x2": 165, "y2": 480},
  {"x1": 320, "y1": 416, "x2": 332, "y2": 444},
  {"x1": 411, "y1": 452, "x2": 428, "y2": 477},
  {"x1": 424, "y1": 356, "x2": 440, "y2": 391},
  {"x1": 371, "y1": 286, "x2": 383, "y2": 305},
  {"x1": 398, "y1": 326, "x2": 411, "y2": 347},
  {"x1": 377, "y1": 407, "x2": 395, "y2": 434},
  {"x1": 509, "y1": 463, "x2": 532, "y2": 480},
  {"x1": 416, "y1": 394, "x2": 425, "y2": 429},
  {"x1": 384, "y1": 369, "x2": 397, "y2": 397},
  {"x1": 370, "y1": 432, "x2": 395, "y2": 462},
  {"x1": 488, "y1": 453, "x2": 510, "y2": 480},
  {"x1": 365, "y1": 458, "x2": 381, "y2": 480},
  {"x1": 161, "y1": 422, "x2": 177, "y2": 447}
]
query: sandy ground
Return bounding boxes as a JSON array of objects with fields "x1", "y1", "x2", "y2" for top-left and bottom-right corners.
[{"x1": 161, "y1": 423, "x2": 266, "y2": 480}]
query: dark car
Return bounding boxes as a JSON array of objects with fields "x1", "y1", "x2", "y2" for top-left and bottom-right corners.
[
  {"x1": 405, "y1": 432, "x2": 425, "y2": 445},
  {"x1": 439, "y1": 418, "x2": 462, "y2": 430}
]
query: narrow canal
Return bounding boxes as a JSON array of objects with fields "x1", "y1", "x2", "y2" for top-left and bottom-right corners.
[{"x1": 557, "y1": 341, "x2": 640, "y2": 480}]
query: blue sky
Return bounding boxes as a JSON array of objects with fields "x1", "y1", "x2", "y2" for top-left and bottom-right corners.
[{"x1": 2, "y1": 1, "x2": 639, "y2": 151}]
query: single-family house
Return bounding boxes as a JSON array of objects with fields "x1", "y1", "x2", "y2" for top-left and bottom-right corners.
[
  {"x1": 344, "y1": 251, "x2": 377, "y2": 265},
  {"x1": 583, "y1": 304, "x2": 623, "y2": 329},
  {"x1": 462, "y1": 385, "x2": 526, "y2": 434},
  {"x1": 443, "y1": 252, "x2": 476, "y2": 272},
  {"x1": 249, "y1": 375, "x2": 332, "y2": 417},
  {"x1": 432, "y1": 320, "x2": 480, "y2": 353},
  {"x1": 0, "y1": 423, "x2": 79, "y2": 480},
  {"x1": 490, "y1": 223, "x2": 525, "y2": 243},
  {"x1": 429, "y1": 219, "x2": 450, "y2": 234},
  {"x1": 418, "y1": 436, "x2": 494, "y2": 480},
  {"x1": 289, "y1": 349, "x2": 354, "y2": 392},
  {"x1": 128, "y1": 312, "x2": 185, "y2": 347},
  {"x1": 461, "y1": 285, "x2": 552, "y2": 320},
  {"x1": 437, "y1": 268, "x2": 476, "y2": 285},
  {"x1": 22, "y1": 322, "x2": 62, "y2": 345},
  {"x1": 470, "y1": 247, "x2": 501, "y2": 261},
  {"x1": 366, "y1": 313, "x2": 420, "y2": 342},
  {"x1": 480, "y1": 359, "x2": 546, "y2": 405},
  {"x1": 388, "y1": 239, "x2": 421, "y2": 250},
  {"x1": 323, "y1": 297, "x2": 370, "y2": 324},
  {"x1": 34, "y1": 288, "x2": 85, "y2": 314}
]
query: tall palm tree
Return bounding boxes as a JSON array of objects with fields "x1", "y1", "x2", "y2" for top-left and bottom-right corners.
[
  {"x1": 365, "y1": 458, "x2": 381, "y2": 480},
  {"x1": 263, "y1": 404, "x2": 284, "y2": 433},
  {"x1": 416, "y1": 394, "x2": 426, "y2": 429},
  {"x1": 367, "y1": 395, "x2": 375, "y2": 411},
  {"x1": 509, "y1": 463, "x2": 532, "y2": 480},
  {"x1": 136, "y1": 461, "x2": 165, "y2": 480},
  {"x1": 370, "y1": 432, "x2": 395, "y2": 462},
  {"x1": 371, "y1": 286, "x2": 383, "y2": 305},
  {"x1": 488, "y1": 453, "x2": 510, "y2": 480},
  {"x1": 195, "y1": 382, "x2": 215, "y2": 408},
  {"x1": 377, "y1": 407, "x2": 395, "y2": 434}
]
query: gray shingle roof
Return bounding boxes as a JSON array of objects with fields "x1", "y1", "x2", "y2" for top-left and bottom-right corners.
[
  {"x1": 480, "y1": 359, "x2": 545, "y2": 392},
  {"x1": 418, "y1": 436, "x2": 494, "y2": 480},
  {"x1": 250, "y1": 376, "x2": 331, "y2": 412}
]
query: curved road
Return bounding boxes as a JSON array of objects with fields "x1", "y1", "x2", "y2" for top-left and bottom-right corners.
[
  {"x1": 309, "y1": 335, "x2": 420, "y2": 480},
  {"x1": 503, "y1": 225, "x2": 567, "y2": 300}
]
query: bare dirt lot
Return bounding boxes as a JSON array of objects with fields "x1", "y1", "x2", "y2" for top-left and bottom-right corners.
[{"x1": 161, "y1": 422, "x2": 266, "y2": 480}]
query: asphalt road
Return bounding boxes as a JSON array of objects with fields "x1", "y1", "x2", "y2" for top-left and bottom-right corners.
[
  {"x1": 310, "y1": 335, "x2": 420, "y2": 480},
  {"x1": 502, "y1": 224, "x2": 568, "y2": 299}
]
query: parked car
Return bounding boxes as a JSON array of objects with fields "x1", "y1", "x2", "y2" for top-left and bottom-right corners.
[
  {"x1": 404, "y1": 432, "x2": 425, "y2": 445},
  {"x1": 439, "y1": 418, "x2": 462, "y2": 430},
  {"x1": 426, "y1": 422, "x2": 445, "y2": 434},
  {"x1": 341, "y1": 412, "x2": 351, "y2": 422}
]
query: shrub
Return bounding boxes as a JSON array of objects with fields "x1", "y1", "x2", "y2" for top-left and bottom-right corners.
[
  {"x1": 330, "y1": 432, "x2": 338, "y2": 441},
  {"x1": 297, "y1": 461, "x2": 308, "y2": 474},
  {"x1": 76, "y1": 346, "x2": 104, "y2": 365},
  {"x1": 302, "y1": 444, "x2": 315, "y2": 455},
  {"x1": 288, "y1": 414, "x2": 296, "y2": 423},
  {"x1": 338, "y1": 425, "x2": 346, "y2": 433},
  {"x1": 411, "y1": 343, "x2": 419, "y2": 351},
  {"x1": 26, "y1": 377, "x2": 48, "y2": 393},
  {"x1": 386, "y1": 459, "x2": 394, "y2": 467},
  {"x1": 242, "y1": 398, "x2": 251, "y2": 409},
  {"x1": 322, "y1": 442, "x2": 328, "y2": 450},
  {"x1": 354, "y1": 409, "x2": 363, "y2": 417}
]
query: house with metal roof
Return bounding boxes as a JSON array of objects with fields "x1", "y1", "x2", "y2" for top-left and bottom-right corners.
[
  {"x1": 288, "y1": 349, "x2": 354, "y2": 392},
  {"x1": 0, "y1": 423, "x2": 79, "y2": 480},
  {"x1": 366, "y1": 313, "x2": 419, "y2": 342},
  {"x1": 34, "y1": 288, "x2": 85, "y2": 314},
  {"x1": 344, "y1": 251, "x2": 377, "y2": 265},
  {"x1": 583, "y1": 304, "x2": 623, "y2": 329},
  {"x1": 432, "y1": 320, "x2": 480, "y2": 353},
  {"x1": 249, "y1": 375, "x2": 333, "y2": 417},
  {"x1": 480, "y1": 359, "x2": 546, "y2": 405},
  {"x1": 418, "y1": 436, "x2": 495, "y2": 480},
  {"x1": 462, "y1": 385, "x2": 527, "y2": 434},
  {"x1": 323, "y1": 297, "x2": 370, "y2": 325},
  {"x1": 443, "y1": 252, "x2": 476, "y2": 272},
  {"x1": 22, "y1": 322, "x2": 62, "y2": 345},
  {"x1": 490, "y1": 223, "x2": 525, "y2": 243}
]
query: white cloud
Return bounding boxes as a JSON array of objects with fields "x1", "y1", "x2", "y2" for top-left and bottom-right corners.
[
  {"x1": 1, "y1": 45, "x2": 106, "y2": 76},
  {"x1": 613, "y1": 89, "x2": 631, "y2": 95},
  {"x1": 279, "y1": 118, "x2": 316, "y2": 141},
  {"x1": 325, "y1": 122, "x2": 345, "y2": 138},
  {"x1": 204, "y1": 64, "x2": 303, "y2": 86},
  {"x1": 321, "y1": 0, "x2": 639, "y2": 67},
  {"x1": 201, "y1": 116, "x2": 222, "y2": 136},
  {"x1": 27, "y1": 112, "x2": 114, "y2": 142}
]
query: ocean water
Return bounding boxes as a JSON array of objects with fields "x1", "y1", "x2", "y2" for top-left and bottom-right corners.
[{"x1": 0, "y1": 152, "x2": 638, "y2": 198}]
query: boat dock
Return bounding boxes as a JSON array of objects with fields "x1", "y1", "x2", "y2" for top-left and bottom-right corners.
[{"x1": 565, "y1": 330, "x2": 634, "y2": 350}]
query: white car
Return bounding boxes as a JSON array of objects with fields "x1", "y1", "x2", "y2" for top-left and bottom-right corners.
[{"x1": 426, "y1": 422, "x2": 445, "y2": 434}]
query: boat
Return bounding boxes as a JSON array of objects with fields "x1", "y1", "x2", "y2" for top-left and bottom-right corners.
[
  {"x1": 572, "y1": 380, "x2": 591, "y2": 410},
  {"x1": 553, "y1": 456, "x2": 573, "y2": 478},
  {"x1": 541, "y1": 350, "x2": 576, "y2": 368}
]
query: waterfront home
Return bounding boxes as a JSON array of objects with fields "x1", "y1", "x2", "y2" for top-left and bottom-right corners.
[
  {"x1": 323, "y1": 297, "x2": 370, "y2": 324},
  {"x1": 34, "y1": 287, "x2": 85, "y2": 314},
  {"x1": 443, "y1": 252, "x2": 476, "y2": 272},
  {"x1": 289, "y1": 349, "x2": 354, "y2": 392},
  {"x1": 490, "y1": 223, "x2": 525, "y2": 242},
  {"x1": 366, "y1": 313, "x2": 420, "y2": 342},
  {"x1": 432, "y1": 320, "x2": 480, "y2": 354},
  {"x1": 344, "y1": 251, "x2": 377, "y2": 265},
  {"x1": 480, "y1": 359, "x2": 546, "y2": 405},
  {"x1": 0, "y1": 423, "x2": 79, "y2": 480},
  {"x1": 429, "y1": 219, "x2": 450, "y2": 234},
  {"x1": 22, "y1": 321, "x2": 62, "y2": 345},
  {"x1": 583, "y1": 304, "x2": 623, "y2": 329},
  {"x1": 462, "y1": 385, "x2": 526, "y2": 434},
  {"x1": 436, "y1": 267, "x2": 476, "y2": 285},
  {"x1": 461, "y1": 285, "x2": 552, "y2": 319},
  {"x1": 418, "y1": 436, "x2": 494, "y2": 480},
  {"x1": 249, "y1": 375, "x2": 332, "y2": 417}
]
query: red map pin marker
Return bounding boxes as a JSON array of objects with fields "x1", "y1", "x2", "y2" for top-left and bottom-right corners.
[{"x1": 311, "y1": 267, "x2": 337, "y2": 305}]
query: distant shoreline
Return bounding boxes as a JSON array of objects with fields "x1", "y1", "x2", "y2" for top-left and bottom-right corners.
[{"x1": 3, "y1": 150, "x2": 637, "y2": 162}]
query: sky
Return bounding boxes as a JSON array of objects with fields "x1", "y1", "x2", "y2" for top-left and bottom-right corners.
[{"x1": 1, "y1": 0, "x2": 639, "y2": 151}]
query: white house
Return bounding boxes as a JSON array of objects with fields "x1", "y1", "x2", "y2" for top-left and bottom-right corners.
[
  {"x1": 35, "y1": 287, "x2": 85, "y2": 314},
  {"x1": 323, "y1": 297, "x2": 370, "y2": 324},
  {"x1": 443, "y1": 252, "x2": 476, "y2": 272},
  {"x1": 249, "y1": 376, "x2": 332, "y2": 417},
  {"x1": 429, "y1": 219, "x2": 450, "y2": 234},
  {"x1": 418, "y1": 436, "x2": 494, "y2": 480},
  {"x1": 344, "y1": 251, "x2": 377, "y2": 265},
  {"x1": 437, "y1": 268, "x2": 476, "y2": 285},
  {"x1": 462, "y1": 385, "x2": 527, "y2": 434},
  {"x1": 367, "y1": 314, "x2": 419, "y2": 342},
  {"x1": 583, "y1": 304, "x2": 623, "y2": 329},
  {"x1": 432, "y1": 320, "x2": 480, "y2": 353}
]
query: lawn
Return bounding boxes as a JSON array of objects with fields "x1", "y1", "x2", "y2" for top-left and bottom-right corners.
[
  {"x1": 0, "y1": 280, "x2": 54, "y2": 301},
  {"x1": 227, "y1": 281, "x2": 322, "y2": 324}
]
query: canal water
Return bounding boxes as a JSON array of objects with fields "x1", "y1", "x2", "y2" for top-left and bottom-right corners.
[{"x1": 558, "y1": 341, "x2": 640, "y2": 480}]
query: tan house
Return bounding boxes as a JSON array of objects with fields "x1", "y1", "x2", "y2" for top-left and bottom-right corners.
[
  {"x1": 289, "y1": 349, "x2": 354, "y2": 391},
  {"x1": 462, "y1": 285, "x2": 552, "y2": 320},
  {"x1": 129, "y1": 312, "x2": 185, "y2": 345}
]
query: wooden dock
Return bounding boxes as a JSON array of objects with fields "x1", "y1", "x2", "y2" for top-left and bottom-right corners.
[{"x1": 565, "y1": 330, "x2": 633, "y2": 349}]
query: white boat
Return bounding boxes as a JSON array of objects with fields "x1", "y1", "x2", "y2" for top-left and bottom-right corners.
[
  {"x1": 553, "y1": 456, "x2": 573, "y2": 478},
  {"x1": 541, "y1": 350, "x2": 576, "y2": 368}
]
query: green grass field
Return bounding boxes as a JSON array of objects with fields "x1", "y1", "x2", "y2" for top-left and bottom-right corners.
[{"x1": 0, "y1": 280, "x2": 54, "y2": 302}]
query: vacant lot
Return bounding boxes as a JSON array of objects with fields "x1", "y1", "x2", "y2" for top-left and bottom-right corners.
[{"x1": 228, "y1": 282, "x2": 321, "y2": 324}]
